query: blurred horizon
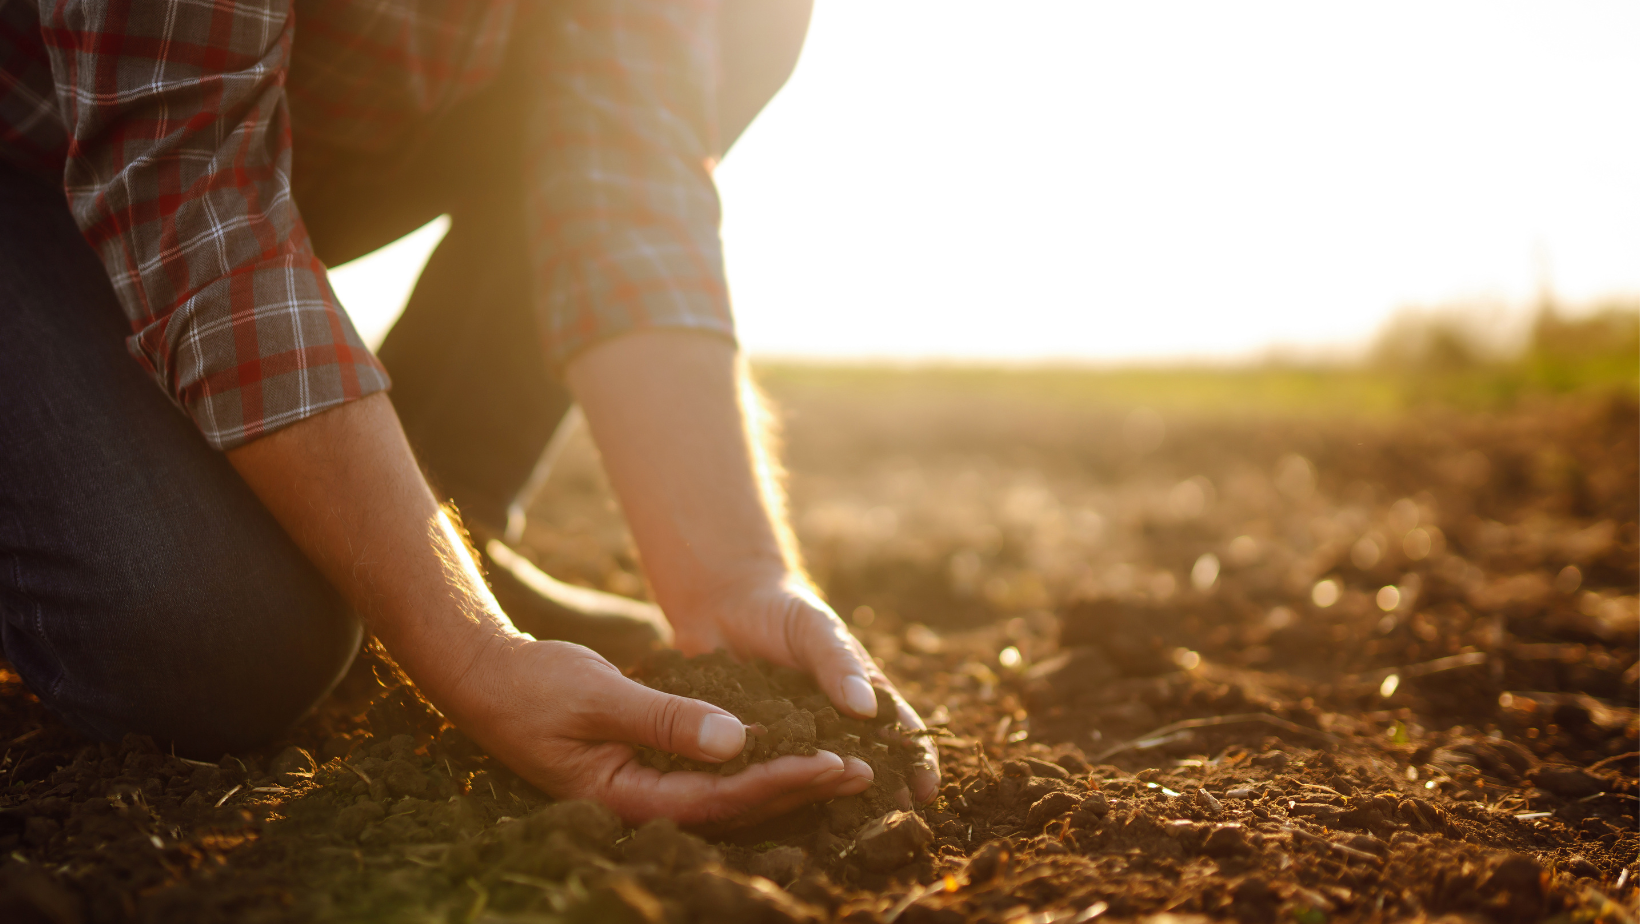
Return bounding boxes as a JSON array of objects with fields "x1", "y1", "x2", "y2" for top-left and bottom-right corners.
[{"x1": 331, "y1": 0, "x2": 1640, "y2": 364}]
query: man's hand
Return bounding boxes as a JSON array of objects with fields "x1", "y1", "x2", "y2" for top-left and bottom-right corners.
[
  {"x1": 448, "y1": 636, "x2": 871, "y2": 825},
  {"x1": 226, "y1": 392, "x2": 863, "y2": 826},
  {"x1": 567, "y1": 330, "x2": 940, "y2": 804},
  {"x1": 673, "y1": 578, "x2": 940, "y2": 805}
]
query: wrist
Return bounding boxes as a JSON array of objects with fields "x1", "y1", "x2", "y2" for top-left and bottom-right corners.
[
  {"x1": 388, "y1": 615, "x2": 526, "y2": 722},
  {"x1": 660, "y1": 563, "x2": 817, "y2": 633}
]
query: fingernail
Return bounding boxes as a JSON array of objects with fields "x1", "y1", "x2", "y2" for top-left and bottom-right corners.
[
  {"x1": 842, "y1": 675, "x2": 878, "y2": 718},
  {"x1": 697, "y1": 713, "x2": 746, "y2": 761},
  {"x1": 844, "y1": 757, "x2": 875, "y2": 782}
]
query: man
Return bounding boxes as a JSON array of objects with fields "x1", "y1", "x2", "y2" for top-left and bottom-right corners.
[{"x1": 0, "y1": 0, "x2": 936, "y2": 827}]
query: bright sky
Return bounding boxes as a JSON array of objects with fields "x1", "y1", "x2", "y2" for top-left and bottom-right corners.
[{"x1": 332, "y1": 0, "x2": 1640, "y2": 362}]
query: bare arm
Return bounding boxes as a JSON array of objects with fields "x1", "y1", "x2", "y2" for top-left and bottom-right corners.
[{"x1": 226, "y1": 392, "x2": 507, "y2": 697}]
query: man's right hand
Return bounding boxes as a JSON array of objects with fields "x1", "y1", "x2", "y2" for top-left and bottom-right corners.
[
  {"x1": 447, "y1": 635, "x2": 873, "y2": 825},
  {"x1": 227, "y1": 393, "x2": 870, "y2": 827}
]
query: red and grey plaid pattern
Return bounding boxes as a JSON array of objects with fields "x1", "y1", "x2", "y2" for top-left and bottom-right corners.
[
  {"x1": 0, "y1": 0, "x2": 731, "y2": 450},
  {"x1": 528, "y1": 0, "x2": 732, "y2": 365}
]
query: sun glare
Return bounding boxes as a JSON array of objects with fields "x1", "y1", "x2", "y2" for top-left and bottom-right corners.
[{"x1": 331, "y1": 1, "x2": 1640, "y2": 362}]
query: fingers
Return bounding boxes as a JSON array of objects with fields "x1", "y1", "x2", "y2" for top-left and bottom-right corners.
[
  {"x1": 598, "y1": 751, "x2": 870, "y2": 827},
  {"x1": 780, "y1": 588, "x2": 880, "y2": 719},
  {"x1": 775, "y1": 593, "x2": 942, "y2": 801},
  {"x1": 697, "y1": 755, "x2": 875, "y2": 833},
  {"x1": 897, "y1": 700, "x2": 940, "y2": 803},
  {"x1": 880, "y1": 687, "x2": 940, "y2": 804},
  {"x1": 580, "y1": 670, "x2": 747, "y2": 763}
]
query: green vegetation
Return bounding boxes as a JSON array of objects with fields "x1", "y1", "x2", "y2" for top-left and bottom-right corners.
[{"x1": 753, "y1": 302, "x2": 1638, "y2": 419}]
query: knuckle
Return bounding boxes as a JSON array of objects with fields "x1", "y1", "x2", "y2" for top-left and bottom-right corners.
[
  {"x1": 779, "y1": 597, "x2": 814, "y2": 663},
  {"x1": 645, "y1": 695, "x2": 691, "y2": 753}
]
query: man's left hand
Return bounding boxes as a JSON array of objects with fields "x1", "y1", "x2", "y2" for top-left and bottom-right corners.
[{"x1": 670, "y1": 577, "x2": 940, "y2": 806}]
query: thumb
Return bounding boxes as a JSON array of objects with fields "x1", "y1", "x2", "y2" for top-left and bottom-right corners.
[{"x1": 585, "y1": 672, "x2": 748, "y2": 764}]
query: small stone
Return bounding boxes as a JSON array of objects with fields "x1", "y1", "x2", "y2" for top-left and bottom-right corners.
[
  {"x1": 1026, "y1": 791, "x2": 1080, "y2": 830},
  {"x1": 1077, "y1": 792, "x2": 1111, "y2": 818},
  {"x1": 1562, "y1": 855, "x2": 1600, "y2": 879},
  {"x1": 1196, "y1": 789, "x2": 1224, "y2": 815},
  {"x1": 1528, "y1": 766, "x2": 1604, "y2": 798},
  {"x1": 852, "y1": 811, "x2": 933, "y2": 868},
  {"x1": 268, "y1": 745, "x2": 316, "y2": 786},
  {"x1": 1022, "y1": 757, "x2": 1070, "y2": 780}
]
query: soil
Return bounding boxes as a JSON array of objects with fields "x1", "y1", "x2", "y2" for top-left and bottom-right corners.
[
  {"x1": 0, "y1": 388, "x2": 1635, "y2": 924},
  {"x1": 629, "y1": 650, "x2": 919, "y2": 818}
]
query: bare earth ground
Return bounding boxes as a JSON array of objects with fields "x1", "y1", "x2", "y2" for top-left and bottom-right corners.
[{"x1": 0, "y1": 368, "x2": 1635, "y2": 924}]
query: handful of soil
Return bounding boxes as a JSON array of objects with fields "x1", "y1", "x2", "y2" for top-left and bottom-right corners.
[{"x1": 630, "y1": 650, "x2": 920, "y2": 800}]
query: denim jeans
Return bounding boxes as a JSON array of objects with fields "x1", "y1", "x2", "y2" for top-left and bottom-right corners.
[
  {"x1": 0, "y1": 165, "x2": 363, "y2": 757},
  {"x1": 0, "y1": 0, "x2": 810, "y2": 756}
]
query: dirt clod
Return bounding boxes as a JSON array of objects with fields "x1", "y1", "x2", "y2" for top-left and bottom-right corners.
[
  {"x1": 630, "y1": 651, "x2": 917, "y2": 813},
  {"x1": 852, "y1": 810, "x2": 933, "y2": 868},
  {"x1": 1024, "y1": 791, "x2": 1078, "y2": 830},
  {"x1": 1529, "y1": 765, "x2": 1607, "y2": 797}
]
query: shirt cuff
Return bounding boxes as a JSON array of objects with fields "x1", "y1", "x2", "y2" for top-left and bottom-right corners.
[
  {"x1": 536, "y1": 226, "x2": 736, "y2": 369},
  {"x1": 126, "y1": 256, "x2": 391, "y2": 451}
]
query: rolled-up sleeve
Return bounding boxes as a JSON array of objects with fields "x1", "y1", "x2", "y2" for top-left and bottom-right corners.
[
  {"x1": 526, "y1": 0, "x2": 734, "y2": 368},
  {"x1": 37, "y1": 0, "x2": 389, "y2": 450}
]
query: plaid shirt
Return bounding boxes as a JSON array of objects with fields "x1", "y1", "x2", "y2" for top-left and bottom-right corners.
[{"x1": 0, "y1": 0, "x2": 731, "y2": 450}]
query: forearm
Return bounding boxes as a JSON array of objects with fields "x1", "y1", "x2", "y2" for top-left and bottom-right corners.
[
  {"x1": 224, "y1": 393, "x2": 521, "y2": 706},
  {"x1": 565, "y1": 330, "x2": 798, "y2": 620}
]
